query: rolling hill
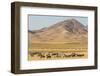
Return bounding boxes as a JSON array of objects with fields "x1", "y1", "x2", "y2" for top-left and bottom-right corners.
[{"x1": 28, "y1": 19, "x2": 88, "y2": 43}]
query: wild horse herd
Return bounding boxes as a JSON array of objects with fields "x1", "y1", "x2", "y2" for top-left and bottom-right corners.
[{"x1": 29, "y1": 51, "x2": 85, "y2": 59}]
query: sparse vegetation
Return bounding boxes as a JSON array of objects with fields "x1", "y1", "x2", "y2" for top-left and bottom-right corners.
[
  {"x1": 28, "y1": 42, "x2": 87, "y2": 60},
  {"x1": 28, "y1": 19, "x2": 88, "y2": 60}
]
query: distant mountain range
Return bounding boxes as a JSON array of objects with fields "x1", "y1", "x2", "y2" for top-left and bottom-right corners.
[{"x1": 28, "y1": 19, "x2": 88, "y2": 43}]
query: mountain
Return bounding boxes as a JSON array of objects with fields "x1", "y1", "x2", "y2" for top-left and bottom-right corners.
[{"x1": 29, "y1": 19, "x2": 88, "y2": 43}]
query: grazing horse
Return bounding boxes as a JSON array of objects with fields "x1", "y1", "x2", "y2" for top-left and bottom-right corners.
[
  {"x1": 76, "y1": 53, "x2": 84, "y2": 57},
  {"x1": 46, "y1": 53, "x2": 52, "y2": 58},
  {"x1": 37, "y1": 53, "x2": 45, "y2": 58},
  {"x1": 52, "y1": 52, "x2": 61, "y2": 58},
  {"x1": 71, "y1": 53, "x2": 76, "y2": 57}
]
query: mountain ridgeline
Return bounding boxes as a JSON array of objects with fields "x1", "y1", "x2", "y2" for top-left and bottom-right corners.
[{"x1": 28, "y1": 19, "x2": 88, "y2": 43}]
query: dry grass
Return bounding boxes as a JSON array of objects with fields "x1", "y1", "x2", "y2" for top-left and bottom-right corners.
[{"x1": 28, "y1": 42, "x2": 88, "y2": 61}]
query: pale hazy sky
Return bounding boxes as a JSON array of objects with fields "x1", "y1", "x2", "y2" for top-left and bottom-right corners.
[{"x1": 28, "y1": 15, "x2": 88, "y2": 31}]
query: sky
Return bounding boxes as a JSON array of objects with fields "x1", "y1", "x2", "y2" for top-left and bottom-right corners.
[{"x1": 28, "y1": 15, "x2": 88, "y2": 31}]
